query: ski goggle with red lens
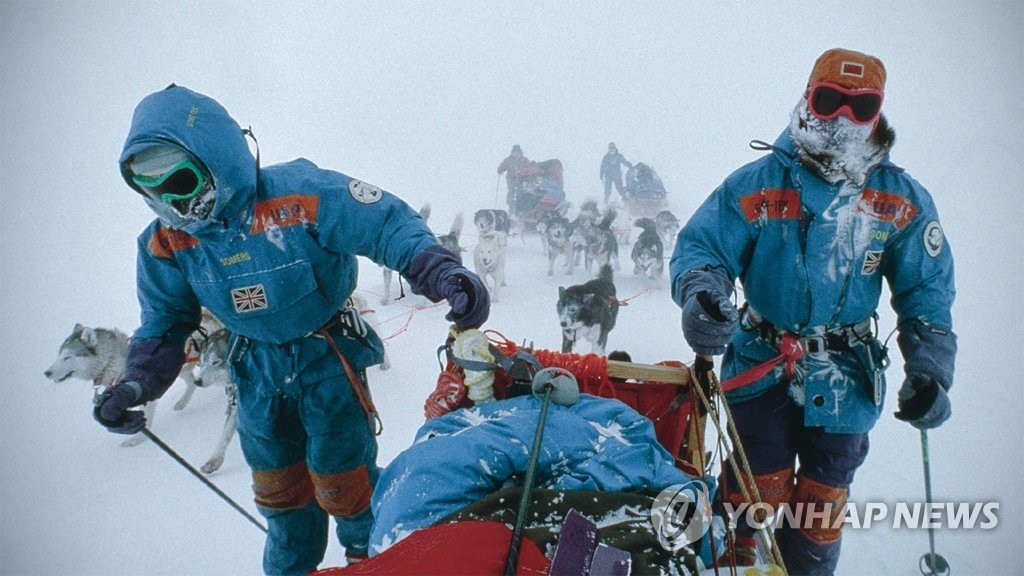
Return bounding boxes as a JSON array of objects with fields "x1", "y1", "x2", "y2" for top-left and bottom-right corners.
[
  {"x1": 807, "y1": 82, "x2": 884, "y2": 124},
  {"x1": 132, "y1": 158, "x2": 209, "y2": 205}
]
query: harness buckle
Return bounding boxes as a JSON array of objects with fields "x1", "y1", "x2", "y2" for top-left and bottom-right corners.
[{"x1": 800, "y1": 335, "x2": 829, "y2": 357}]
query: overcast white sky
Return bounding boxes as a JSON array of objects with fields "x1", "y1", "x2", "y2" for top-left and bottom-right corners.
[{"x1": 2, "y1": 2, "x2": 1023, "y2": 574}]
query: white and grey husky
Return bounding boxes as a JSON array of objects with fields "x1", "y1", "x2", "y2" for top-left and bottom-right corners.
[
  {"x1": 45, "y1": 312, "x2": 237, "y2": 474},
  {"x1": 473, "y1": 231, "x2": 507, "y2": 302},
  {"x1": 557, "y1": 264, "x2": 619, "y2": 354}
]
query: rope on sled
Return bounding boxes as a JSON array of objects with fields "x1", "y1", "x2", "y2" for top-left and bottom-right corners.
[
  {"x1": 486, "y1": 331, "x2": 609, "y2": 381},
  {"x1": 689, "y1": 363, "x2": 788, "y2": 574}
]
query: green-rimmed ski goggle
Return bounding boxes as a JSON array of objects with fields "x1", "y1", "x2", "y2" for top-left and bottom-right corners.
[{"x1": 132, "y1": 158, "x2": 208, "y2": 204}]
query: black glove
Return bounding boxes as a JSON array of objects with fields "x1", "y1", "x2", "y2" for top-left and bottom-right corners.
[
  {"x1": 677, "y1": 269, "x2": 738, "y2": 356},
  {"x1": 405, "y1": 245, "x2": 490, "y2": 330},
  {"x1": 94, "y1": 382, "x2": 147, "y2": 435},
  {"x1": 895, "y1": 376, "x2": 951, "y2": 429}
]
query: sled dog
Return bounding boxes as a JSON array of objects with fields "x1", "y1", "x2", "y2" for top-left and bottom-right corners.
[
  {"x1": 542, "y1": 213, "x2": 575, "y2": 276},
  {"x1": 193, "y1": 328, "x2": 239, "y2": 474},
  {"x1": 557, "y1": 264, "x2": 619, "y2": 354},
  {"x1": 473, "y1": 231, "x2": 507, "y2": 302},
  {"x1": 348, "y1": 292, "x2": 391, "y2": 370},
  {"x1": 572, "y1": 208, "x2": 619, "y2": 274},
  {"x1": 631, "y1": 217, "x2": 665, "y2": 280},
  {"x1": 45, "y1": 315, "x2": 237, "y2": 474},
  {"x1": 381, "y1": 204, "x2": 434, "y2": 304},
  {"x1": 654, "y1": 209, "x2": 681, "y2": 252},
  {"x1": 473, "y1": 208, "x2": 511, "y2": 239},
  {"x1": 437, "y1": 212, "x2": 465, "y2": 255}
]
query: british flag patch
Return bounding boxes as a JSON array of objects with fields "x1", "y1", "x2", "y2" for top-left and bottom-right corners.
[
  {"x1": 862, "y1": 251, "x2": 883, "y2": 275},
  {"x1": 231, "y1": 284, "x2": 268, "y2": 313}
]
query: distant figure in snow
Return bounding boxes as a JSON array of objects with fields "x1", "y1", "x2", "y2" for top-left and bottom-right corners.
[
  {"x1": 599, "y1": 142, "x2": 632, "y2": 204},
  {"x1": 671, "y1": 48, "x2": 957, "y2": 574},
  {"x1": 496, "y1": 144, "x2": 531, "y2": 211}
]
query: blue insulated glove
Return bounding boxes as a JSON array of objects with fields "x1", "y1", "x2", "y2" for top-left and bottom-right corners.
[
  {"x1": 405, "y1": 245, "x2": 490, "y2": 330},
  {"x1": 895, "y1": 320, "x2": 957, "y2": 430},
  {"x1": 93, "y1": 382, "x2": 147, "y2": 434},
  {"x1": 677, "y1": 269, "x2": 738, "y2": 356}
]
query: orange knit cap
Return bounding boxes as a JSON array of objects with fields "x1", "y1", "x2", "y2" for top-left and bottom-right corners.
[{"x1": 808, "y1": 48, "x2": 886, "y2": 92}]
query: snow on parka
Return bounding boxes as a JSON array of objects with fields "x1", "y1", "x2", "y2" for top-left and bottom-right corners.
[
  {"x1": 116, "y1": 85, "x2": 437, "y2": 400},
  {"x1": 669, "y1": 128, "x2": 956, "y2": 433}
]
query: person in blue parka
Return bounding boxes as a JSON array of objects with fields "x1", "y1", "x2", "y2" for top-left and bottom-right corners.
[
  {"x1": 599, "y1": 142, "x2": 632, "y2": 204},
  {"x1": 670, "y1": 49, "x2": 956, "y2": 575},
  {"x1": 94, "y1": 85, "x2": 489, "y2": 575}
]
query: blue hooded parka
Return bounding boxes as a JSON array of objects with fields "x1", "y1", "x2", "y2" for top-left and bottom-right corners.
[
  {"x1": 117, "y1": 85, "x2": 440, "y2": 574},
  {"x1": 670, "y1": 128, "x2": 956, "y2": 434}
]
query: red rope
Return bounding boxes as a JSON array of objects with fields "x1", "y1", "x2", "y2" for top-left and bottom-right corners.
[
  {"x1": 359, "y1": 300, "x2": 444, "y2": 343},
  {"x1": 319, "y1": 327, "x2": 384, "y2": 436}
]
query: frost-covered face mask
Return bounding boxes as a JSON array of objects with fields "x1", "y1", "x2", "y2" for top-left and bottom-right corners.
[
  {"x1": 791, "y1": 98, "x2": 880, "y2": 185},
  {"x1": 130, "y1": 147, "x2": 216, "y2": 221}
]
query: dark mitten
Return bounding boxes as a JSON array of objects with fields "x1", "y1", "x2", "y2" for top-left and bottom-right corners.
[
  {"x1": 405, "y1": 245, "x2": 490, "y2": 330},
  {"x1": 93, "y1": 382, "x2": 147, "y2": 434},
  {"x1": 895, "y1": 376, "x2": 951, "y2": 429},
  {"x1": 94, "y1": 335, "x2": 186, "y2": 434},
  {"x1": 678, "y1": 269, "x2": 738, "y2": 356},
  {"x1": 895, "y1": 320, "x2": 957, "y2": 429}
]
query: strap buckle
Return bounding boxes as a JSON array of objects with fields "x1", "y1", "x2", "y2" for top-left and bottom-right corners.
[{"x1": 800, "y1": 335, "x2": 829, "y2": 357}]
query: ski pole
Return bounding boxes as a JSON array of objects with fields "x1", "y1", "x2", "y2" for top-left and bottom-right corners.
[
  {"x1": 503, "y1": 368, "x2": 579, "y2": 576},
  {"x1": 141, "y1": 428, "x2": 268, "y2": 534},
  {"x1": 495, "y1": 174, "x2": 502, "y2": 208},
  {"x1": 918, "y1": 430, "x2": 950, "y2": 576}
]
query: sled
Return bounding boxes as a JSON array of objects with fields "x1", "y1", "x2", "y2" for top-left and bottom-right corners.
[
  {"x1": 316, "y1": 331, "x2": 722, "y2": 575},
  {"x1": 623, "y1": 162, "x2": 668, "y2": 220},
  {"x1": 509, "y1": 159, "x2": 566, "y2": 231}
]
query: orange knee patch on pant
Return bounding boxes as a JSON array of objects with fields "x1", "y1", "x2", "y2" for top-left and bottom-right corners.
[
  {"x1": 727, "y1": 468, "x2": 795, "y2": 512},
  {"x1": 310, "y1": 464, "x2": 371, "y2": 518},
  {"x1": 252, "y1": 461, "x2": 315, "y2": 510},
  {"x1": 792, "y1": 474, "x2": 847, "y2": 544}
]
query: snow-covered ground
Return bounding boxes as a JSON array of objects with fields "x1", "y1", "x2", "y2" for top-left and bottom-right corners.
[{"x1": 2, "y1": 2, "x2": 1021, "y2": 575}]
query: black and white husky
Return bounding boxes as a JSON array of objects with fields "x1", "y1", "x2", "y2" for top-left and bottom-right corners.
[
  {"x1": 45, "y1": 314, "x2": 237, "y2": 474},
  {"x1": 631, "y1": 217, "x2": 664, "y2": 279},
  {"x1": 473, "y1": 208, "x2": 511, "y2": 238},
  {"x1": 557, "y1": 264, "x2": 619, "y2": 354}
]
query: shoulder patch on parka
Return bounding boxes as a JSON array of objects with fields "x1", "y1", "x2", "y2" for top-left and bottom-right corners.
[
  {"x1": 148, "y1": 227, "x2": 200, "y2": 259},
  {"x1": 738, "y1": 188, "x2": 802, "y2": 222},
  {"x1": 250, "y1": 194, "x2": 319, "y2": 235},
  {"x1": 856, "y1": 188, "x2": 918, "y2": 229}
]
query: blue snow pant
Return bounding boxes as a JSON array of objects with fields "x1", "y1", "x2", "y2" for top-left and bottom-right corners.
[
  {"x1": 231, "y1": 335, "x2": 381, "y2": 576},
  {"x1": 722, "y1": 381, "x2": 869, "y2": 576},
  {"x1": 603, "y1": 174, "x2": 624, "y2": 203}
]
